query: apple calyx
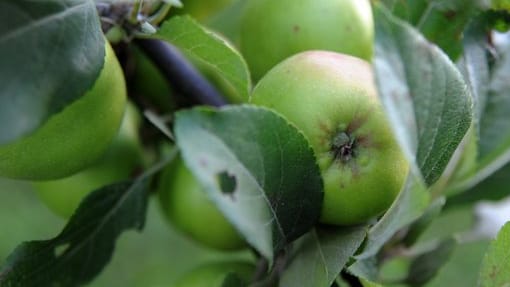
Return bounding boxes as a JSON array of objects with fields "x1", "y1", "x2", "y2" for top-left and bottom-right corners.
[{"x1": 331, "y1": 132, "x2": 357, "y2": 163}]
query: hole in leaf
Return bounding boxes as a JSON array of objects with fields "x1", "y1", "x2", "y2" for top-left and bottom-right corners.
[
  {"x1": 54, "y1": 243, "x2": 70, "y2": 258},
  {"x1": 217, "y1": 171, "x2": 237, "y2": 198}
]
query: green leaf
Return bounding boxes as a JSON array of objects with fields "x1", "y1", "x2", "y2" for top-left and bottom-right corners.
[
  {"x1": 0, "y1": 0, "x2": 104, "y2": 145},
  {"x1": 477, "y1": 32, "x2": 510, "y2": 171},
  {"x1": 458, "y1": 17, "x2": 490, "y2": 134},
  {"x1": 221, "y1": 273, "x2": 248, "y2": 287},
  {"x1": 360, "y1": 278, "x2": 385, "y2": 287},
  {"x1": 425, "y1": 240, "x2": 490, "y2": 287},
  {"x1": 348, "y1": 256, "x2": 379, "y2": 282},
  {"x1": 416, "y1": 13, "x2": 488, "y2": 194},
  {"x1": 450, "y1": 31, "x2": 510, "y2": 194},
  {"x1": 0, "y1": 175, "x2": 152, "y2": 286},
  {"x1": 279, "y1": 226, "x2": 366, "y2": 287},
  {"x1": 379, "y1": 256, "x2": 411, "y2": 283},
  {"x1": 403, "y1": 197, "x2": 446, "y2": 246},
  {"x1": 157, "y1": 15, "x2": 251, "y2": 103},
  {"x1": 350, "y1": 176, "x2": 430, "y2": 280},
  {"x1": 492, "y1": 0, "x2": 510, "y2": 11},
  {"x1": 207, "y1": 0, "x2": 248, "y2": 47},
  {"x1": 373, "y1": 4, "x2": 472, "y2": 186},
  {"x1": 379, "y1": 0, "x2": 425, "y2": 22},
  {"x1": 417, "y1": 205, "x2": 476, "y2": 243},
  {"x1": 353, "y1": 238, "x2": 456, "y2": 286},
  {"x1": 405, "y1": 238, "x2": 457, "y2": 286},
  {"x1": 353, "y1": 174, "x2": 429, "y2": 261},
  {"x1": 415, "y1": 0, "x2": 482, "y2": 59},
  {"x1": 174, "y1": 105, "x2": 323, "y2": 260},
  {"x1": 382, "y1": 0, "x2": 485, "y2": 59},
  {"x1": 485, "y1": 10, "x2": 510, "y2": 32},
  {"x1": 479, "y1": 222, "x2": 510, "y2": 287},
  {"x1": 448, "y1": 161, "x2": 510, "y2": 205}
]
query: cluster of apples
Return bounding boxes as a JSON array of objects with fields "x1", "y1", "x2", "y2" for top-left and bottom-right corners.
[
  {"x1": 0, "y1": 0, "x2": 409, "y2": 285},
  {"x1": 159, "y1": 0, "x2": 408, "y2": 265},
  {"x1": 162, "y1": 0, "x2": 409, "y2": 284}
]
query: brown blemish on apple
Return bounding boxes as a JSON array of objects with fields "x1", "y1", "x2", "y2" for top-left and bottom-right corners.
[
  {"x1": 319, "y1": 121, "x2": 331, "y2": 133},
  {"x1": 350, "y1": 162, "x2": 362, "y2": 179},
  {"x1": 346, "y1": 113, "x2": 369, "y2": 134},
  {"x1": 356, "y1": 134, "x2": 378, "y2": 149},
  {"x1": 293, "y1": 25, "x2": 300, "y2": 32},
  {"x1": 318, "y1": 120, "x2": 333, "y2": 146},
  {"x1": 338, "y1": 163, "x2": 361, "y2": 190}
]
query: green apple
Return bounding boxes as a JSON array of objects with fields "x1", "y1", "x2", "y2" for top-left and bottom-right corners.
[
  {"x1": 174, "y1": 0, "x2": 234, "y2": 22},
  {"x1": 33, "y1": 103, "x2": 144, "y2": 218},
  {"x1": 173, "y1": 261, "x2": 255, "y2": 287},
  {"x1": 158, "y1": 156, "x2": 246, "y2": 251},
  {"x1": 0, "y1": 41, "x2": 126, "y2": 180},
  {"x1": 250, "y1": 51, "x2": 408, "y2": 225},
  {"x1": 241, "y1": 0, "x2": 374, "y2": 81},
  {"x1": 130, "y1": 46, "x2": 176, "y2": 113}
]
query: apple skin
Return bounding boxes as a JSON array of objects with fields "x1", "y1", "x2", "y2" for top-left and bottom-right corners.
[
  {"x1": 173, "y1": 261, "x2": 255, "y2": 287},
  {"x1": 241, "y1": 0, "x2": 374, "y2": 82},
  {"x1": 33, "y1": 103, "x2": 144, "y2": 218},
  {"x1": 168, "y1": 0, "x2": 234, "y2": 22},
  {"x1": 158, "y1": 156, "x2": 246, "y2": 251},
  {"x1": 0, "y1": 41, "x2": 126, "y2": 180},
  {"x1": 130, "y1": 46, "x2": 176, "y2": 113},
  {"x1": 250, "y1": 51, "x2": 408, "y2": 225}
]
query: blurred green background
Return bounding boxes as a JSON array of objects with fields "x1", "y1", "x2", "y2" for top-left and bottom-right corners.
[
  {"x1": 0, "y1": 177, "x2": 253, "y2": 287},
  {"x1": 0, "y1": 176, "x2": 506, "y2": 287}
]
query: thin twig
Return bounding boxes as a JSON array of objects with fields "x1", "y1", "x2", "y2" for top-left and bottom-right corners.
[{"x1": 135, "y1": 39, "x2": 228, "y2": 107}]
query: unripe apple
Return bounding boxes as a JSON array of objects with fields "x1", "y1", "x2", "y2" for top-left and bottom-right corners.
[
  {"x1": 130, "y1": 46, "x2": 176, "y2": 113},
  {"x1": 181, "y1": 0, "x2": 234, "y2": 21},
  {"x1": 167, "y1": 0, "x2": 235, "y2": 23},
  {"x1": 33, "y1": 103, "x2": 144, "y2": 218},
  {"x1": 158, "y1": 157, "x2": 246, "y2": 250},
  {"x1": 251, "y1": 51, "x2": 408, "y2": 225},
  {"x1": 241, "y1": 0, "x2": 374, "y2": 82},
  {"x1": 173, "y1": 261, "x2": 255, "y2": 287},
  {"x1": 0, "y1": 41, "x2": 126, "y2": 180}
]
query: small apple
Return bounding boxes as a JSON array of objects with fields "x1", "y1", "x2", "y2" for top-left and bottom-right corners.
[
  {"x1": 130, "y1": 46, "x2": 176, "y2": 113},
  {"x1": 250, "y1": 51, "x2": 408, "y2": 225},
  {"x1": 0, "y1": 41, "x2": 126, "y2": 180},
  {"x1": 33, "y1": 103, "x2": 144, "y2": 218},
  {"x1": 168, "y1": 0, "x2": 235, "y2": 22},
  {"x1": 240, "y1": 0, "x2": 374, "y2": 81},
  {"x1": 173, "y1": 261, "x2": 255, "y2": 287},
  {"x1": 158, "y1": 156, "x2": 246, "y2": 250}
]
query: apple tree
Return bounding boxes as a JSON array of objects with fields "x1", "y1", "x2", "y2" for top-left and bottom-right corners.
[{"x1": 1, "y1": 0, "x2": 510, "y2": 286}]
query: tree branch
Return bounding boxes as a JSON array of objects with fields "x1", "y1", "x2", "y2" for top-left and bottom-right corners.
[{"x1": 135, "y1": 39, "x2": 227, "y2": 107}]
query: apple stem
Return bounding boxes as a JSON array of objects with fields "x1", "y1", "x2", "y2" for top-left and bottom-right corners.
[{"x1": 135, "y1": 39, "x2": 228, "y2": 107}]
